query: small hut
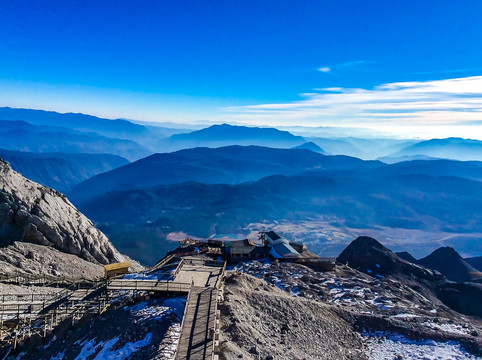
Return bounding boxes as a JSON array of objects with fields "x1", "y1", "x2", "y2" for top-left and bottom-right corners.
[{"x1": 104, "y1": 261, "x2": 131, "y2": 278}]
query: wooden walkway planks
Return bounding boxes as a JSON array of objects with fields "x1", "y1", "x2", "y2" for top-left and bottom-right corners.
[{"x1": 176, "y1": 286, "x2": 217, "y2": 360}]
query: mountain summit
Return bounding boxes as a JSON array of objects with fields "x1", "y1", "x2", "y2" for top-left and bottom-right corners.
[{"x1": 166, "y1": 123, "x2": 306, "y2": 149}]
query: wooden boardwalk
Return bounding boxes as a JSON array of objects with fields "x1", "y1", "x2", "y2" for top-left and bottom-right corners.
[
  {"x1": 176, "y1": 287, "x2": 218, "y2": 360},
  {"x1": 0, "y1": 256, "x2": 225, "y2": 357}
]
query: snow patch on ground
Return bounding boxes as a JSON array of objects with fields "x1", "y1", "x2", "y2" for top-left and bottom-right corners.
[
  {"x1": 66, "y1": 333, "x2": 152, "y2": 360},
  {"x1": 124, "y1": 297, "x2": 186, "y2": 322},
  {"x1": 363, "y1": 331, "x2": 478, "y2": 360},
  {"x1": 422, "y1": 321, "x2": 471, "y2": 336}
]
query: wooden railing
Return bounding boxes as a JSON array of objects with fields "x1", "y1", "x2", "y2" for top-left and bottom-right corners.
[
  {"x1": 0, "y1": 272, "x2": 100, "y2": 287},
  {"x1": 107, "y1": 279, "x2": 191, "y2": 293},
  {"x1": 173, "y1": 286, "x2": 193, "y2": 360}
]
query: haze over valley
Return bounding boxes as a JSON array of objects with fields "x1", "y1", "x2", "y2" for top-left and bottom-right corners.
[{"x1": 0, "y1": 107, "x2": 480, "y2": 266}]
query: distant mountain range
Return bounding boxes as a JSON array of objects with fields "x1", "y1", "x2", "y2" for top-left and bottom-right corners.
[
  {"x1": 0, "y1": 120, "x2": 150, "y2": 161},
  {"x1": 160, "y1": 123, "x2": 307, "y2": 151},
  {"x1": 0, "y1": 107, "x2": 188, "y2": 154},
  {"x1": 292, "y1": 141, "x2": 325, "y2": 153},
  {"x1": 0, "y1": 107, "x2": 149, "y2": 141},
  {"x1": 76, "y1": 168, "x2": 482, "y2": 264},
  {"x1": 69, "y1": 145, "x2": 381, "y2": 202},
  {"x1": 0, "y1": 148, "x2": 129, "y2": 193},
  {"x1": 308, "y1": 137, "x2": 419, "y2": 159},
  {"x1": 391, "y1": 137, "x2": 482, "y2": 161},
  {"x1": 372, "y1": 159, "x2": 482, "y2": 181}
]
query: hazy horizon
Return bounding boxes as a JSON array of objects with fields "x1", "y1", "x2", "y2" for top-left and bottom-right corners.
[{"x1": 1, "y1": 1, "x2": 482, "y2": 140}]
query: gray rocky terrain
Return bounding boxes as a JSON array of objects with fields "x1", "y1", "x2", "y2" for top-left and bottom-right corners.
[
  {"x1": 219, "y1": 272, "x2": 367, "y2": 360},
  {"x1": 232, "y1": 259, "x2": 482, "y2": 358},
  {"x1": 0, "y1": 158, "x2": 139, "y2": 279}
]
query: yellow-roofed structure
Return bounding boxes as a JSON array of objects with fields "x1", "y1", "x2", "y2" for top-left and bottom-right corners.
[{"x1": 104, "y1": 261, "x2": 131, "y2": 278}]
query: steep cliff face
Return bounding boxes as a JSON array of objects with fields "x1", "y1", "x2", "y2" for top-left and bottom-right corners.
[{"x1": 0, "y1": 158, "x2": 126, "y2": 266}]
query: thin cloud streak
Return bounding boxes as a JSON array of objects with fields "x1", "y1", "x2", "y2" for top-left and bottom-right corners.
[
  {"x1": 225, "y1": 76, "x2": 482, "y2": 131},
  {"x1": 317, "y1": 60, "x2": 372, "y2": 74}
]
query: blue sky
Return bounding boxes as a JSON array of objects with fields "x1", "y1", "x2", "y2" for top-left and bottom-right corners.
[{"x1": 1, "y1": 1, "x2": 482, "y2": 138}]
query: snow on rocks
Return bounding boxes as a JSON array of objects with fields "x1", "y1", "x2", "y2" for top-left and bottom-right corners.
[
  {"x1": 363, "y1": 331, "x2": 479, "y2": 360},
  {"x1": 124, "y1": 297, "x2": 186, "y2": 322}
]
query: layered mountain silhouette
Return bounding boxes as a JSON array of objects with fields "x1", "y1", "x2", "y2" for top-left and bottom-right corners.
[
  {"x1": 372, "y1": 159, "x2": 482, "y2": 181},
  {"x1": 307, "y1": 137, "x2": 418, "y2": 159},
  {"x1": 70, "y1": 145, "x2": 382, "y2": 202},
  {"x1": 0, "y1": 148, "x2": 128, "y2": 193},
  {"x1": 162, "y1": 123, "x2": 306, "y2": 150},
  {"x1": 0, "y1": 120, "x2": 150, "y2": 161},
  {"x1": 0, "y1": 107, "x2": 149, "y2": 141},
  {"x1": 0, "y1": 107, "x2": 189, "y2": 154},
  {"x1": 418, "y1": 247, "x2": 482, "y2": 283},
  {"x1": 292, "y1": 141, "x2": 325, "y2": 153},
  {"x1": 75, "y1": 170, "x2": 482, "y2": 264},
  {"x1": 391, "y1": 137, "x2": 482, "y2": 161}
]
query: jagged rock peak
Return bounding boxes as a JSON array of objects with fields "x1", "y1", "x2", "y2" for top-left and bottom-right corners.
[{"x1": 0, "y1": 158, "x2": 125, "y2": 265}]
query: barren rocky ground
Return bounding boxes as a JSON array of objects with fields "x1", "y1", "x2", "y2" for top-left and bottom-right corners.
[
  {"x1": 226, "y1": 261, "x2": 482, "y2": 359},
  {"x1": 219, "y1": 272, "x2": 368, "y2": 360}
]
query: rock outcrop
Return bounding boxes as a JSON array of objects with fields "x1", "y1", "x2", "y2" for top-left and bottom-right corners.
[
  {"x1": 0, "y1": 158, "x2": 128, "y2": 269},
  {"x1": 337, "y1": 236, "x2": 443, "y2": 282},
  {"x1": 418, "y1": 247, "x2": 482, "y2": 283}
]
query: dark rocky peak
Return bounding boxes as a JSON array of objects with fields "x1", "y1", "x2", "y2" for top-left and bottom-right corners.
[
  {"x1": 418, "y1": 247, "x2": 482, "y2": 283},
  {"x1": 337, "y1": 236, "x2": 443, "y2": 282}
]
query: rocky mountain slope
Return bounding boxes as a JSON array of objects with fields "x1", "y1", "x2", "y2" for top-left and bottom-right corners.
[
  {"x1": 337, "y1": 236, "x2": 444, "y2": 281},
  {"x1": 233, "y1": 258, "x2": 482, "y2": 359},
  {"x1": 336, "y1": 237, "x2": 482, "y2": 317},
  {"x1": 0, "y1": 158, "x2": 133, "y2": 279},
  {"x1": 220, "y1": 273, "x2": 367, "y2": 359},
  {"x1": 2, "y1": 237, "x2": 481, "y2": 359}
]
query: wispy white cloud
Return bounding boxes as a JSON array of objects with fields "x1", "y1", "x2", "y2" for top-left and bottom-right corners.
[
  {"x1": 317, "y1": 60, "x2": 372, "y2": 74},
  {"x1": 224, "y1": 75, "x2": 482, "y2": 138},
  {"x1": 318, "y1": 66, "x2": 331, "y2": 73}
]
